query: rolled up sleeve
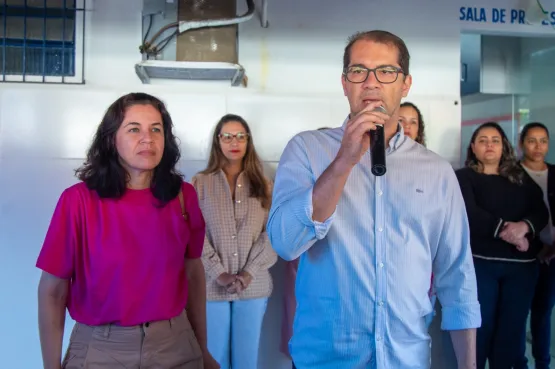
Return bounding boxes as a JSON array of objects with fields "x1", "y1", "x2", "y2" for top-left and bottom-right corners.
[
  {"x1": 434, "y1": 169, "x2": 481, "y2": 331},
  {"x1": 291, "y1": 185, "x2": 336, "y2": 240},
  {"x1": 267, "y1": 135, "x2": 335, "y2": 261}
]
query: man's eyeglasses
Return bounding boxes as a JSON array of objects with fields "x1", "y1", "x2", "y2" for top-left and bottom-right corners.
[
  {"x1": 343, "y1": 65, "x2": 404, "y2": 84},
  {"x1": 219, "y1": 132, "x2": 249, "y2": 143}
]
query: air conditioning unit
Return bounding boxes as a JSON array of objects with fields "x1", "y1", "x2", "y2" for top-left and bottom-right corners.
[{"x1": 135, "y1": 0, "x2": 267, "y2": 86}]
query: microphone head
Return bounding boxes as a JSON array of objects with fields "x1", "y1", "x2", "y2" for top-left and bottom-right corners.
[
  {"x1": 373, "y1": 105, "x2": 387, "y2": 115},
  {"x1": 371, "y1": 164, "x2": 386, "y2": 176}
]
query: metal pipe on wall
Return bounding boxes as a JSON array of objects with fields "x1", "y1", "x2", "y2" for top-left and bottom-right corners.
[{"x1": 261, "y1": 0, "x2": 268, "y2": 27}]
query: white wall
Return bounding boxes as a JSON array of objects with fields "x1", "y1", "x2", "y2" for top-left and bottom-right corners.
[
  {"x1": 460, "y1": 94, "x2": 518, "y2": 166},
  {"x1": 1, "y1": 0, "x2": 555, "y2": 368},
  {"x1": 527, "y1": 44, "x2": 555, "y2": 163}
]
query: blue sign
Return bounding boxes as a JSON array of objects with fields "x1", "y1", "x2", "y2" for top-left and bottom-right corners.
[{"x1": 459, "y1": 6, "x2": 555, "y2": 25}]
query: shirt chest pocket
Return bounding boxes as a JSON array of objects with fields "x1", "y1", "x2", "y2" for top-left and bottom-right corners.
[
  {"x1": 391, "y1": 184, "x2": 438, "y2": 216},
  {"x1": 385, "y1": 182, "x2": 443, "y2": 243}
]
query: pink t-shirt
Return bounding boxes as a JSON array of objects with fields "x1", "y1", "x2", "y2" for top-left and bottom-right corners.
[{"x1": 36, "y1": 181, "x2": 205, "y2": 326}]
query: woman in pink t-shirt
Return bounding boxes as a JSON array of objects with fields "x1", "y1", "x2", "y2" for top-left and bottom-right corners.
[{"x1": 36, "y1": 93, "x2": 219, "y2": 369}]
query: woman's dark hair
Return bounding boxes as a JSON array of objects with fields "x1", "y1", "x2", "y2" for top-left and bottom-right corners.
[
  {"x1": 465, "y1": 121, "x2": 523, "y2": 184},
  {"x1": 520, "y1": 122, "x2": 549, "y2": 145},
  {"x1": 400, "y1": 102, "x2": 426, "y2": 146},
  {"x1": 201, "y1": 114, "x2": 271, "y2": 209},
  {"x1": 75, "y1": 92, "x2": 183, "y2": 204}
]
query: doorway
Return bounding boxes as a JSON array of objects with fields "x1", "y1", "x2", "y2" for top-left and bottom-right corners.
[{"x1": 459, "y1": 31, "x2": 555, "y2": 366}]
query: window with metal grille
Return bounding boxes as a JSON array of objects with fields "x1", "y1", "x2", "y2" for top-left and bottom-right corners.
[{"x1": 0, "y1": 0, "x2": 86, "y2": 84}]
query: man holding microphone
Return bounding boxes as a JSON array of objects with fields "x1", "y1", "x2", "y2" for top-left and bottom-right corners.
[{"x1": 267, "y1": 30, "x2": 480, "y2": 369}]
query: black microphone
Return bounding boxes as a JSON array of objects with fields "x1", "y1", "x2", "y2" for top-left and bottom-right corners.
[{"x1": 369, "y1": 106, "x2": 387, "y2": 176}]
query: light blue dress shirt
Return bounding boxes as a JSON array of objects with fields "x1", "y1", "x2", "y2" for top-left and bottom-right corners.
[{"x1": 267, "y1": 121, "x2": 481, "y2": 369}]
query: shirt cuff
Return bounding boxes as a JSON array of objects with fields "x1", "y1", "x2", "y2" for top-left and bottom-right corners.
[
  {"x1": 292, "y1": 186, "x2": 336, "y2": 240},
  {"x1": 522, "y1": 218, "x2": 536, "y2": 238},
  {"x1": 242, "y1": 264, "x2": 258, "y2": 279},
  {"x1": 494, "y1": 218, "x2": 504, "y2": 238},
  {"x1": 441, "y1": 302, "x2": 482, "y2": 330}
]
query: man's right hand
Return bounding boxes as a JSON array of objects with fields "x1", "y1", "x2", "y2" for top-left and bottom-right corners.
[
  {"x1": 336, "y1": 101, "x2": 389, "y2": 168},
  {"x1": 311, "y1": 101, "x2": 389, "y2": 223},
  {"x1": 215, "y1": 273, "x2": 236, "y2": 288}
]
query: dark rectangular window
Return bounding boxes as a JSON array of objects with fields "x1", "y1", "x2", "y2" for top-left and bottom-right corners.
[{"x1": 0, "y1": 0, "x2": 85, "y2": 83}]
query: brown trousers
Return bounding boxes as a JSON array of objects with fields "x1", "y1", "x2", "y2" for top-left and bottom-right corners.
[{"x1": 62, "y1": 310, "x2": 203, "y2": 369}]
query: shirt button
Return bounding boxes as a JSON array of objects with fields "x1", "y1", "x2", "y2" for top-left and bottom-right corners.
[
  {"x1": 378, "y1": 301, "x2": 384, "y2": 306},
  {"x1": 378, "y1": 227, "x2": 383, "y2": 232},
  {"x1": 378, "y1": 191, "x2": 383, "y2": 196},
  {"x1": 237, "y1": 184, "x2": 242, "y2": 187},
  {"x1": 376, "y1": 336, "x2": 381, "y2": 341},
  {"x1": 233, "y1": 252, "x2": 238, "y2": 256},
  {"x1": 236, "y1": 200, "x2": 241, "y2": 204},
  {"x1": 379, "y1": 262, "x2": 384, "y2": 268},
  {"x1": 232, "y1": 235, "x2": 236, "y2": 239}
]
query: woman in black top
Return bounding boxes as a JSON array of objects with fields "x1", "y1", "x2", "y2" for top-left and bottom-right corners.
[
  {"x1": 518, "y1": 122, "x2": 555, "y2": 369},
  {"x1": 456, "y1": 122, "x2": 548, "y2": 369}
]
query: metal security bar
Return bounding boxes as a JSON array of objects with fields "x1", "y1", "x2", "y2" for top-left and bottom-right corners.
[{"x1": 0, "y1": 0, "x2": 86, "y2": 84}]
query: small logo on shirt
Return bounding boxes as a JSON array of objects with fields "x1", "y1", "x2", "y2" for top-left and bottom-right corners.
[{"x1": 416, "y1": 188, "x2": 424, "y2": 193}]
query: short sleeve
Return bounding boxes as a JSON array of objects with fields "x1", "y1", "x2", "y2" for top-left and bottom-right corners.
[
  {"x1": 36, "y1": 189, "x2": 79, "y2": 279},
  {"x1": 183, "y1": 182, "x2": 205, "y2": 259}
]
